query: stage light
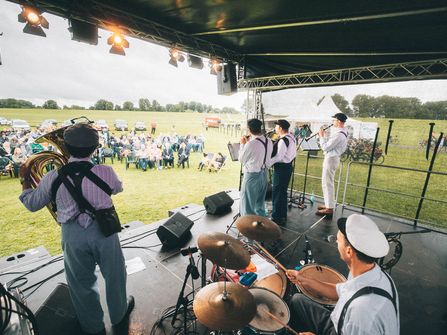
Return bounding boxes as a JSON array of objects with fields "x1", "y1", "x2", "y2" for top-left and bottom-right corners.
[
  {"x1": 17, "y1": 6, "x2": 49, "y2": 37},
  {"x1": 209, "y1": 59, "x2": 223, "y2": 75},
  {"x1": 107, "y1": 32, "x2": 129, "y2": 56},
  {"x1": 187, "y1": 54, "x2": 204, "y2": 70},
  {"x1": 168, "y1": 48, "x2": 185, "y2": 67}
]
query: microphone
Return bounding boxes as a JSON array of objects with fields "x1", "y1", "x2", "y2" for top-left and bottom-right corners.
[
  {"x1": 305, "y1": 124, "x2": 333, "y2": 141},
  {"x1": 180, "y1": 246, "x2": 198, "y2": 256}
]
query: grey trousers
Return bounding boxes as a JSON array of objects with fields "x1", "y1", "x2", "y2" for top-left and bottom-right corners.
[
  {"x1": 62, "y1": 221, "x2": 128, "y2": 333},
  {"x1": 289, "y1": 294, "x2": 337, "y2": 335},
  {"x1": 240, "y1": 170, "x2": 268, "y2": 216}
]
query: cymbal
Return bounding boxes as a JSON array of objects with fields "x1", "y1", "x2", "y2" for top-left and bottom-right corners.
[
  {"x1": 236, "y1": 215, "x2": 281, "y2": 241},
  {"x1": 193, "y1": 282, "x2": 256, "y2": 331},
  {"x1": 198, "y1": 232, "x2": 250, "y2": 269}
]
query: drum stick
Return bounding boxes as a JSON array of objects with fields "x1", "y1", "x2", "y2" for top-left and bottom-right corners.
[
  {"x1": 259, "y1": 307, "x2": 299, "y2": 335},
  {"x1": 254, "y1": 242, "x2": 288, "y2": 273}
]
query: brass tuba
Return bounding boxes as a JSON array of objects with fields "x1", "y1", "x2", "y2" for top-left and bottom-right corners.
[{"x1": 23, "y1": 117, "x2": 93, "y2": 221}]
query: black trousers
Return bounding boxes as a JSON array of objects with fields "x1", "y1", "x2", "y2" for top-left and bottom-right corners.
[
  {"x1": 289, "y1": 294, "x2": 337, "y2": 335},
  {"x1": 271, "y1": 162, "x2": 293, "y2": 221}
]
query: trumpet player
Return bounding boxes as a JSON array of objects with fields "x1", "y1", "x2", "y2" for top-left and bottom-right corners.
[{"x1": 316, "y1": 113, "x2": 348, "y2": 217}]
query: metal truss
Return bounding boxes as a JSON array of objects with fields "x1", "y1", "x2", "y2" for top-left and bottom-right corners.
[
  {"x1": 238, "y1": 58, "x2": 447, "y2": 91},
  {"x1": 18, "y1": 0, "x2": 241, "y2": 62}
]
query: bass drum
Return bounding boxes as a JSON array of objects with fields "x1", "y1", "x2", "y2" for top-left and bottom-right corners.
[{"x1": 295, "y1": 264, "x2": 346, "y2": 307}]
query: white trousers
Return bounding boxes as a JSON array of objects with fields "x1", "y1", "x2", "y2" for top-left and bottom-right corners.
[{"x1": 322, "y1": 156, "x2": 340, "y2": 209}]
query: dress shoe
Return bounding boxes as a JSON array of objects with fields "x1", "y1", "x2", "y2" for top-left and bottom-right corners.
[
  {"x1": 316, "y1": 208, "x2": 333, "y2": 216},
  {"x1": 113, "y1": 295, "x2": 135, "y2": 329},
  {"x1": 317, "y1": 205, "x2": 326, "y2": 210}
]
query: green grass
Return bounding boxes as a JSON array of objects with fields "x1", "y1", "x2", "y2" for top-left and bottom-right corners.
[{"x1": 1, "y1": 109, "x2": 446, "y2": 256}]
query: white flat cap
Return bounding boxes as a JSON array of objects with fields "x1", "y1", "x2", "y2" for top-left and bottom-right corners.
[{"x1": 338, "y1": 214, "x2": 389, "y2": 258}]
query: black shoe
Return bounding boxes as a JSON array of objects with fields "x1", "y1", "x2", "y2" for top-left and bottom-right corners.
[
  {"x1": 272, "y1": 217, "x2": 287, "y2": 226},
  {"x1": 82, "y1": 329, "x2": 106, "y2": 335},
  {"x1": 113, "y1": 295, "x2": 135, "y2": 329}
]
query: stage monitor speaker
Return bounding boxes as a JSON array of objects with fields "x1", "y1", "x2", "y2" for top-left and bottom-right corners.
[
  {"x1": 68, "y1": 19, "x2": 98, "y2": 45},
  {"x1": 203, "y1": 191, "x2": 234, "y2": 215},
  {"x1": 156, "y1": 212, "x2": 194, "y2": 248},
  {"x1": 217, "y1": 62, "x2": 237, "y2": 95}
]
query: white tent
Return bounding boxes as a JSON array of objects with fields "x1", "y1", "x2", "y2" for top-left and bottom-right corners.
[{"x1": 263, "y1": 90, "x2": 378, "y2": 139}]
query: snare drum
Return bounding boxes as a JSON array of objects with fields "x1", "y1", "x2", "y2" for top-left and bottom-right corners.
[
  {"x1": 295, "y1": 264, "x2": 346, "y2": 307},
  {"x1": 244, "y1": 287, "x2": 290, "y2": 335}
]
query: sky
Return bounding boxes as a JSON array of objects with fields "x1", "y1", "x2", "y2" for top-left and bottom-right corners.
[{"x1": 1, "y1": 0, "x2": 447, "y2": 110}]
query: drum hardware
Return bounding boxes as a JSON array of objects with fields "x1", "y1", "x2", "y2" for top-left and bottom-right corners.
[
  {"x1": 226, "y1": 212, "x2": 241, "y2": 234},
  {"x1": 171, "y1": 246, "x2": 200, "y2": 334},
  {"x1": 253, "y1": 242, "x2": 287, "y2": 273},
  {"x1": 236, "y1": 215, "x2": 281, "y2": 242}
]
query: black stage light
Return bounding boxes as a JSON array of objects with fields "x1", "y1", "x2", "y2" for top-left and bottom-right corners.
[
  {"x1": 168, "y1": 48, "x2": 185, "y2": 67},
  {"x1": 209, "y1": 59, "x2": 223, "y2": 75},
  {"x1": 68, "y1": 19, "x2": 98, "y2": 45},
  {"x1": 107, "y1": 32, "x2": 129, "y2": 56},
  {"x1": 18, "y1": 5, "x2": 49, "y2": 37},
  {"x1": 187, "y1": 54, "x2": 204, "y2": 70}
]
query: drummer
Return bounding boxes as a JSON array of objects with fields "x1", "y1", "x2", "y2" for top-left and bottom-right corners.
[{"x1": 286, "y1": 214, "x2": 399, "y2": 335}]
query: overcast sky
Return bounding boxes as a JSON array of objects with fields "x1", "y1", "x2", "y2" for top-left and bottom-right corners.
[{"x1": 1, "y1": 0, "x2": 447, "y2": 110}]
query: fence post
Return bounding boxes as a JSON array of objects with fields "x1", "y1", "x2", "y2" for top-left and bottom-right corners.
[
  {"x1": 361, "y1": 127, "x2": 380, "y2": 214},
  {"x1": 414, "y1": 132, "x2": 444, "y2": 226}
]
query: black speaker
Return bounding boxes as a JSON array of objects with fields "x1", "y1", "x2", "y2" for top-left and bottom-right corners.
[
  {"x1": 156, "y1": 212, "x2": 194, "y2": 248},
  {"x1": 68, "y1": 19, "x2": 98, "y2": 45},
  {"x1": 203, "y1": 191, "x2": 234, "y2": 215},
  {"x1": 217, "y1": 63, "x2": 237, "y2": 95}
]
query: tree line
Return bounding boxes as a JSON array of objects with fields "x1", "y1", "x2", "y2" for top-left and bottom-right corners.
[
  {"x1": 0, "y1": 98, "x2": 240, "y2": 114},
  {"x1": 331, "y1": 94, "x2": 447, "y2": 120}
]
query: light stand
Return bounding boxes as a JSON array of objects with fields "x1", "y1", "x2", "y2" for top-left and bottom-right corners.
[{"x1": 171, "y1": 247, "x2": 200, "y2": 334}]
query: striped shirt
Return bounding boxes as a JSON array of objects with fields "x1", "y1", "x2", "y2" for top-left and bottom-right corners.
[{"x1": 19, "y1": 157, "x2": 123, "y2": 228}]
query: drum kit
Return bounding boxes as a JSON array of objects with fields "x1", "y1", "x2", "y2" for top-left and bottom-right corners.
[{"x1": 192, "y1": 215, "x2": 347, "y2": 334}]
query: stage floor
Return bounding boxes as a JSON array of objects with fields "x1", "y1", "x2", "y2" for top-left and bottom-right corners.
[{"x1": 1, "y1": 189, "x2": 446, "y2": 335}]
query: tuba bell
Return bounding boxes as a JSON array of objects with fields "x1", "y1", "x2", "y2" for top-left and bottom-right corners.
[{"x1": 22, "y1": 117, "x2": 93, "y2": 221}]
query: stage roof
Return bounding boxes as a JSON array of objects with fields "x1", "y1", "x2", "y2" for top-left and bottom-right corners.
[{"x1": 8, "y1": 0, "x2": 447, "y2": 88}]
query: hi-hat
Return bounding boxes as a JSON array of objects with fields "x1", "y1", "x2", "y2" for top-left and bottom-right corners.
[
  {"x1": 193, "y1": 282, "x2": 256, "y2": 331},
  {"x1": 236, "y1": 215, "x2": 281, "y2": 241},
  {"x1": 198, "y1": 232, "x2": 250, "y2": 269}
]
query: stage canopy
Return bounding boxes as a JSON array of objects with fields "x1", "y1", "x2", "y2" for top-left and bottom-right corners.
[{"x1": 7, "y1": 0, "x2": 447, "y2": 90}]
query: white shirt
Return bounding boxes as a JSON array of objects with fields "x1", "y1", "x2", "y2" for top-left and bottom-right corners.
[
  {"x1": 319, "y1": 127, "x2": 348, "y2": 158},
  {"x1": 331, "y1": 265, "x2": 400, "y2": 335},
  {"x1": 238, "y1": 135, "x2": 273, "y2": 173},
  {"x1": 270, "y1": 133, "x2": 297, "y2": 165}
]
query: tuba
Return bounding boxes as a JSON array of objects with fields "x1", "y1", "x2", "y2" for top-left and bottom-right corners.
[{"x1": 22, "y1": 117, "x2": 93, "y2": 221}]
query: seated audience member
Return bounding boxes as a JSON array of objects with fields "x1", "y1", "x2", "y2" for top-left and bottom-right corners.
[
  {"x1": 198, "y1": 153, "x2": 212, "y2": 171},
  {"x1": 209, "y1": 152, "x2": 225, "y2": 171},
  {"x1": 137, "y1": 145, "x2": 149, "y2": 171},
  {"x1": 177, "y1": 142, "x2": 190, "y2": 168},
  {"x1": 162, "y1": 145, "x2": 174, "y2": 168},
  {"x1": 11, "y1": 148, "x2": 27, "y2": 177}
]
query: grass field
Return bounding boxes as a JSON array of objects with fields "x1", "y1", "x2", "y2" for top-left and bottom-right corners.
[{"x1": 0, "y1": 109, "x2": 446, "y2": 257}]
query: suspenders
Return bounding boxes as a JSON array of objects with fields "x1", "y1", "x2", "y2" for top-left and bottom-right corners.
[
  {"x1": 255, "y1": 136, "x2": 268, "y2": 169},
  {"x1": 337, "y1": 270, "x2": 398, "y2": 334}
]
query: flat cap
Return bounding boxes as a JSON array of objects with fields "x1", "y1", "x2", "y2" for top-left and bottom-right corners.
[
  {"x1": 332, "y1": 113, "x2": 348, "y2": 123},
  {"x1": 63, "y1": 123, "x2": 99, "y2": 148},
  {"x1": 337, "y1": 214, "x2": 389, "y2": 258},
  {"x1": 275, "y1": 119, "x2": 291, "y2": 130}
]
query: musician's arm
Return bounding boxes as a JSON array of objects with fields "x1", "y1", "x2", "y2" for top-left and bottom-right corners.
[
  {"x1": 319, "y1": 133, "x2": 344, "y2": 152},
  {"x1": 19, "y1": 171, "x2": 55, "y2": 212},
  {"x1": 286, "y1": 270, "x2": 339, "y2": 301}
]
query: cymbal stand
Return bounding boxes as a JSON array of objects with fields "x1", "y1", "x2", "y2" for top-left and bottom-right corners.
[{"x1": 225, "y1": 212, "x2": 241, "y2": 234}]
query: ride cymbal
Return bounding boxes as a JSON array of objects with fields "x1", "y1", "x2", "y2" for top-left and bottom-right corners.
[
  {"x1": 193, "y1": 282, "x2": 256, "y2": 331},
  {"x1": 236, "y1": 215, "x2": 281, "y2": 241},
  {"x1": 198, "y1": 232, "x2": 250, "y2": 269}
]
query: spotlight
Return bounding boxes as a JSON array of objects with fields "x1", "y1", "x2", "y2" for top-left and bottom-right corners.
[
  {"x1": 168, "y1": 48, "x2": 185, "y2": 67},
  {"x1": 107, "y1": 32, "x2": 129, "y2": 56},
  {"x1": 187, "y1": 54, "x2": 204, "y2": 70},
  {"x1": 209, "y1": 59, "x2": 223, "y2": 75},
  {"x1": 18, "y1": 6, "x2": 49, "y2": 37}
]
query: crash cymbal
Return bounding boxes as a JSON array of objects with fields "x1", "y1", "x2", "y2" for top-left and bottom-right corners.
[
  {"x1": 236, "y1": 215, "x2": 281, "y2": 241},
  {"x1": 193, "y1": 282, "x2": 256, "y2": 331},
  {"x1": 198, "y1": 232, "x2": 250, "y2": 269}
]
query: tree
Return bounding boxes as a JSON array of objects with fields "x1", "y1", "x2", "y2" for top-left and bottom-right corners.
[
  {"x1": 94, "y1": 99, "x2": 114, "y2": 110},
  {"x1": 42, "y1": 100, "x2": 59, "y2": 109},
  {"x1": 331, "y1": 94, "x2": 353, "y2": 116},
  {"x1": 0, "y1": 98, "x2": 35, "y2": 108},
  {"x1": 151, "y1": 99, "x2": 160, "y2": 111},
  {"x1": 122, "y1": 101, "x2": 134, "y2": 111},
  {"x1": 114, "y1": 104, "x2": 122, "y2": 111},
  {"x1": 138, "y1": 98, "x2": 151, "y2": 111}
]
